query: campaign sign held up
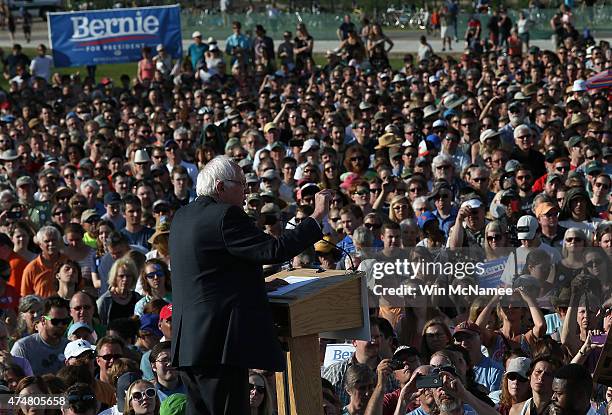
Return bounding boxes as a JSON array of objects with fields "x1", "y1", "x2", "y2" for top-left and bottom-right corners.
[{"x1": 48, "y1": 5, "x2": 182, "y2": 67}]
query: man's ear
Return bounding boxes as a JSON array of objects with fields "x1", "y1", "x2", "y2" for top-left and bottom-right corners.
[{"x1": 214, "y1": 180, "x2": 224, "y2": 195}]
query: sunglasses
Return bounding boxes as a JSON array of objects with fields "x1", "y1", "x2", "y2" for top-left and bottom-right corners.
[
  {"x1": 249, "y1": 383, "x2": 265, "y2": 393},
  {"x1": 43, "y1": 316, "x2": 71, "y2": 326},
  {"x1": 364, "y1": 223, "x2": 381, "y2": 230},
  {"x1": 586, "y1": 259, "x2": 603, "y2": 267},
  {"x1": 506, "y1": 373, "x2": 528, "y2": 382},
  {"x1": 131, "y1": 388, "x2": 156, "y2": 401},
  {"x1": 67, "y1": 394, "x2": 96, "y2": 404},
  {"x1": 565, "y1": 237, "x2": 583, "y2": 243},
  {"x1": 145, "y1": 271, "x2": 165, "y2": 279},
  {"x1": 98, "y1": 353, "x2": 122, "y2": 361},
  {"x1": 487, "y1": 235, "x2": 502, "y2": 242}
]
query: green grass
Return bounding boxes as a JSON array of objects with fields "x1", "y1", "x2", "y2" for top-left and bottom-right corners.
[{"x1": 5, "y1": 48, "x2": 458, "y2": 90}]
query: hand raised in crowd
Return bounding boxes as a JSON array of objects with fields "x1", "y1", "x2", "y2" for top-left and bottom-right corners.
[{"x1": 311, "y1": 189, "x2": 334, "y2": 222}]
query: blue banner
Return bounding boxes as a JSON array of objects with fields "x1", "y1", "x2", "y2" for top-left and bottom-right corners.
[
  {"x1": 48, "y1": 5, "x2": 183, "y2": 68},
  {"x1": 475, "y1": 257, "x2": 509, "y2": 289}
]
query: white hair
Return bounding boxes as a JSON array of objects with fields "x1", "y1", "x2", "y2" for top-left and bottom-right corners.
[
  {"x1": 432, "y1": 153, "x2": 454, "y2": 168},
  {"x1": 196, "y1": 156, "x2": 241, "y2": 197},
  {"x1": 173, "y1": 127, "x2": 189, "y2": 140},
  {"x1": 35, "y1": 226, "x2": 61, "y2": 245},
  {"x1": 513, "y1": 124, "x2": 532, "y2": 139},
  {"x1": 399, "y1": 218, "x2": 418, "y2": 232},
  {"x1": 80, "y1": 179, "x2": 99, "y2": 194},
  {"x1": 412, "y1": 196, "x2": 429, "y2": 211}
]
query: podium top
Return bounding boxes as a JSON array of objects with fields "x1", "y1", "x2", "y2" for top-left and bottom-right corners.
[
  {"x1": 266, "y1": 267, "x2": 348, "y2": 281},
  {"x1": 266, "y1": 269, "x2": 365, "y2": 338}
]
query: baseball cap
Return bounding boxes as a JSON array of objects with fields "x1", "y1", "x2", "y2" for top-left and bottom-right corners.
[
  {"x1": 535, "y1": 202, "x2": 558, "y2": 218},
  {"x1": 80, "y1": 209, "x2": 100, "y2": 223},
  {"x1": 117, "y1": 372, "x2": 143, "y2": 412},
  {"x1": 585, "y1": 160, "x2": 603, "y2": 176},
  {"x1": 16, "y1": 176, "x2": 33, "y2": 187},
  {"x1": 139, "y1": 314, "x2": 163, "y2": 338},
  {"x1": 301, "y1": 139, "x2": 320, "y2": 154},
  {"x1": 104, "y1": 192, "x2": 122, "y2": 206},
  {"x1": 432, "y1": 120, "x2": 447, "y2": 129},
  {"x1": 567, "y1": 136, "x2": 582, "y2": 148},
  {"x1": 67, "y1": 322, "x2": 94, "y2": 338},
  {"x1": 164, "y1": 139, "x2": 178, "y2": 149},
  {"x1": 505, "y1": 160, "x2": 521, "y2": 173},
  {"x1": 461, "y1": 198, "x2": 483, "y2": 210},
  {"x1": 453, "y1": 321, "x2": 481, "y2": 336},
  {"x1": 417, "y1": 211, "x2": 437, "y2": 230},
  {"x1": 546, "y1": 173, "x2": 563, "y2": 185},
  {"x1": 64, "y1": 339, "x2": 95, "y2": 360},
  {"x1": 506, "y1": 357, "x2": 532, "y2": 379},
  {"x1": 245, "y1": 173, "x2": 259, "y2": 184},
  {"x1": 393, "y1": 345, "x2": 419, "y2": 359},
  {"x1": 261, "y1": 169, "x2": 280, "y2": 181},
  {"x1": 517, "y1": 215, "x2": 539, "y2": 240},
  {"x1": 192, "y1": 31, "x2": 202, "y2": 38},
  {"x1": 263, "y1": 122, "x2": 277, "y2": 133},
  {"x1": 160, "y1": 304, "x2": 172, "y2": 320}
]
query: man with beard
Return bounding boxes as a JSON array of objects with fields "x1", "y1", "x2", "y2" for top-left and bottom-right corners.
[
  {"x1": 428, "y1": 369, "x2": 499, "y2": 415},
  {"x1": 510, "y1": 356, "x2": 561, "y2": 415},
  {"x1": 551, "y1": 364, "x2": 597, "y2": 415}
]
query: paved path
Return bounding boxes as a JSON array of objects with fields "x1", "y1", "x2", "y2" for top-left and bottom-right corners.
[{"x1": 1, "y1": 20, "x2": 610, "y2": 54}]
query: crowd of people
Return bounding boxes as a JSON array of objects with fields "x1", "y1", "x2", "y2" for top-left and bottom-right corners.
[{"x1": 0, "y1": 1, "x2": 607, "y2": 413}]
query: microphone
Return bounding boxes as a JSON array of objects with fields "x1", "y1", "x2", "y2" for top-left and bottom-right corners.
[{"x1": 286, "y1": 218, "x2": 356, "y2": 272}]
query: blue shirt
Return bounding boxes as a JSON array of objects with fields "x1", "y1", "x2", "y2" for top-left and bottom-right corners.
[
  {"x1": 434, "y1": 206, "x2": 458, "y2": 238},
  {"x1": 140, "y1": 350, "x2": 155, "y2": 381},
  {"x1": 188, "y1": 43, "x2": 207, "y2": 69},
  {"x1": 225, "y1": 33, "x2": 251, "y2": 63},
  {"x1": 545, "y1": 312, "x2": 563, "y2": 336},
  {"x1": 473, "y1": 355, "x2": 504, "y2": 392},
  {"x1": 156, "y1": 382, "x2": 186, "y2": 402}
]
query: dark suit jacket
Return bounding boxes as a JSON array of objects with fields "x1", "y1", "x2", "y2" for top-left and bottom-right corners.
[{"x1": 169, "y1": 196, "x2": 322, "y2": 371}]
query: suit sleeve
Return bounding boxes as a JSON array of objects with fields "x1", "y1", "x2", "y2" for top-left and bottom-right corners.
[{"x1": 221, "y1": 205, "x2": 322, "y2": 264}]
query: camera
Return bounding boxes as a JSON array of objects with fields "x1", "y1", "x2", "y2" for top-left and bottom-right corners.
[
  {"x1": 415, "y1": 374, "x2": 442, "y2": 389},
  {"x1": 388, "y1": 360, "x2": 405, "y2": 371}
]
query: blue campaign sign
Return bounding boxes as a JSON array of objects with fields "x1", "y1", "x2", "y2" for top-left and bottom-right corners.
[{"x1": 48, "y1": 5, "x2": 183, "y2": 67}]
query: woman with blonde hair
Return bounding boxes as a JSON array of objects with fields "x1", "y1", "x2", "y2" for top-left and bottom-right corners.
[
  {"x1": 249, "y1": 370, "x2": 274, "y2": 415},
  {"x1": 96, "y1": 257, "x2": 142, "y2": 326},
  {"x1": 389, "y1": 195, "x2": 414, "y2": 224},
  {"x1": 552, "y1": 227, "x2": 589, "y2": 288},
  {"x1": 124, "y1": 379, "x2": 160, "y2": 415},
  {"x1": 483, "y1": 220, "x2": 511, "y2": 260}
]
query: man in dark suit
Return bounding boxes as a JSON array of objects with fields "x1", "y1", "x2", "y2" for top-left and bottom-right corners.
[{"x1": 169, "y1": 156, "x2": 331, "y2": 414}]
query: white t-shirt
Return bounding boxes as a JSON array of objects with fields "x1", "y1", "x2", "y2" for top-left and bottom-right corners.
[{"x1": 30, "y1": 55, "x2": 53, "y2": 82}]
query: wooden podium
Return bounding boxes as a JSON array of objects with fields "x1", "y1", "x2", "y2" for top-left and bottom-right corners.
[{"x1": 267, "y1": 269, "x2": 366, "y2": 415}]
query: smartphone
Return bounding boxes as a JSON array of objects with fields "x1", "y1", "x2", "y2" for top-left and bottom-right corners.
[
  {"x1": 592, "y1": 335, "x2": 607, "y2": 344},
  {"x1": 416, "y1": 374, "x2": 442, "y2": 389}
]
